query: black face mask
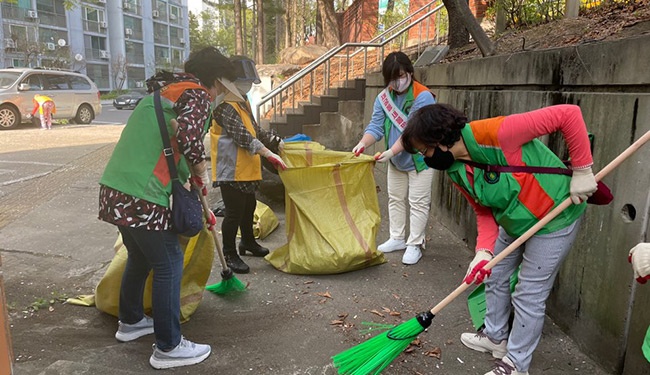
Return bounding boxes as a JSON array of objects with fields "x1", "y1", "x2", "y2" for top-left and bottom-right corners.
[{"x1": 423, "y1": 146, "x2": 455, "y2": 170}]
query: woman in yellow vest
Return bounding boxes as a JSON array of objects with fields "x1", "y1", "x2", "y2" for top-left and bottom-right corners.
[
  {"x1": 32, "y1": 94, "x2": 56, "y2": 129},
  {"x1": 210, "y1": 55, "x2": 287, "y2": 274}
]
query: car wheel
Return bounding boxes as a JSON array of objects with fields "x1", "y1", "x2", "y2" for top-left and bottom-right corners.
[
  {"x1": 75, "y1": 104, "x2": 94, "y2": 124},
  {"x1": 0, "y1": 105, "x2": 20, "y2": 130}
]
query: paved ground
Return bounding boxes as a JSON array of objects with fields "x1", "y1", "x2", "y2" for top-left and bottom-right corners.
[{"x1": 0, "y1": 124, "x2": 612, "y2": 374}]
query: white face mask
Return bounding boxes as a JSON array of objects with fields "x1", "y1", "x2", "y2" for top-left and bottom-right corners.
[
  {"x1": 211, "y1": 92, "x2": 226, "y2": 110},
  {"x1": 390, "y1": 74, "x2": 411, "y2": 93}
]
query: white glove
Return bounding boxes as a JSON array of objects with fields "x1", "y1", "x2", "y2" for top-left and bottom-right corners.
[
  {"x1": 262, "y1": 149, "x2": 287, "y2": 170},
  {"x1": 278, "y1": 140, "x2": 285, "y2": 153},
  {"x1": 352, "y1": 141, "x2": 366, "y2": 157},
  {"x1": 629, "y1": 243, "x2": 650, "y2": 284},
  {"x1": 570, "y1": 167, "x2": 598, "y2": 204},
  {"x1": 464, "y1": 250, "x2": 493, "y2": 285},
  {"x1": 374, "y1": 149, "x2": 394, "y2": 163}
]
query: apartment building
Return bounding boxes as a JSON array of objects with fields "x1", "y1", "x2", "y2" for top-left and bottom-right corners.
[{"x1": 1, "y1": 0, "x2": 190, "y2": 91}]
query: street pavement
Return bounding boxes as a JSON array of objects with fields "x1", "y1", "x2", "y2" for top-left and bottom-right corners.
[{"x1": 0, "y1": 124, "x2": 612, "y2": 374}]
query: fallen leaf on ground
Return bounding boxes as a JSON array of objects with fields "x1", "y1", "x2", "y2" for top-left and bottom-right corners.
[
  {"x1": 425, "y1": 347, "x2": 442, "y2": 359},
  {"x1": 316, "y1": 291, "x2": 332, "y2": 298},
  {"x1": 370, "y1": 309, "x2": 385, "y2": 317}
]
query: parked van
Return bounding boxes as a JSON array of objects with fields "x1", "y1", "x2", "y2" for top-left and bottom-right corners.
[{"x1": 0, "y1": 67, "x2": 102, "y2": 129}]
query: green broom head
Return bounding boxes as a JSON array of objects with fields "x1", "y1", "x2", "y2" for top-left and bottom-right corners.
[
  {"x1": 205, "y1": 268, "x2": 247, "y2": 295},
  {"x1": 332, "y1": 311, "x2": 434, "y2": 375}
]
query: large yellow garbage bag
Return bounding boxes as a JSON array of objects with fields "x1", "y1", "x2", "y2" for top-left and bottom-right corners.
[
  {"x1": 95, "y1": 228, "x2": 214, "y2": 323},
  {"x1": 265, "y1": 142, "x2": 386, "y2": 274}
]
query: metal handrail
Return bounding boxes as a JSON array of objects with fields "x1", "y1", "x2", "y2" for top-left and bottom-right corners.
[{"x1": 256, "y1": 1, "x2": 445, "y2": 122}]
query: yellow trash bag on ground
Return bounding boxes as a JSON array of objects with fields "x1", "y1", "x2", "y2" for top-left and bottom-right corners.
[
  {"x1": 95, "y1": 228, "x2": 214, "y2": 323},
  {"x1": 253, "y1": 201, "x2": 279, "y2": 240},
  {"x1": 236, "y1": 200, "x2": 279, "y2": 240},
  {"x1": 265, "y1": 141, "x2": 386, "y2": 274}
]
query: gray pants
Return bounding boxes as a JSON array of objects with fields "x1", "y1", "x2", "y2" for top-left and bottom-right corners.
[{"x1": 484, "y1": 217, "x2": 582, "y2": 372}]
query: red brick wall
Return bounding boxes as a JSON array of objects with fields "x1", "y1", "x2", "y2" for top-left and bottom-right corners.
[
  {"x1": 338, "y1": 0, "x2": 489, "y2": 45},
  {"x1": 407, "y1": 0, "x2": 488, "y2": 43},
  {"x1": 407, "y1": 0, "x2": 439, "y2": 42},
  {"x1": 469, "y1": 0, "x2": 489, "y2": 20},
  {"x1": 338, "y1": 0, "x2": 378, "y2": 43}
]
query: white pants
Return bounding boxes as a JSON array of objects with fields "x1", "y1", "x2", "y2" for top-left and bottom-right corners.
[{"x1": 386, "y1": 163, "x2": 434, "y2": 247}]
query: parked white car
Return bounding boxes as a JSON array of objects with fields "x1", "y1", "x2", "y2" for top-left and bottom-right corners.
[{"x1": 0, "y1": 67, "x2": 102, "y2": 129}]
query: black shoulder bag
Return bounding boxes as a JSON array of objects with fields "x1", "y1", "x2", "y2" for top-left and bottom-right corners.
[
  {"x1": 153, "y1": 90, "x2": 204, "y2": 236},
  {"x1": 460, "y1": 160, "x2": 613, "y2": 205}
]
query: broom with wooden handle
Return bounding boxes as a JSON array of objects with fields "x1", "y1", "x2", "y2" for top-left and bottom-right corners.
[
  {"x1": 193, "y1": 183, "x2": 247, "y2": 294},
  {"x1": 332, "y1": 130, "x2": 650, "y2": 375}
]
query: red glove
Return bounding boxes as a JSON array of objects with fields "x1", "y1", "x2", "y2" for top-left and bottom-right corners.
[
  {"x1": 189, "y1": 176, "x2": 208, "y2": 196},
  {"x1": 464, "y1": 250, "x2": 493, "y2": 285},
  {"x1": 263, "y1": 150, "x2": 287, "y2": 170},
  {"x1": 352, "y1": 142, "x2": 365, "y2": 157},
  {"x1": 629, "y1": 243, "x2": 650, "y2": 284},
  {"x1": 206, "y1": 209, "x2": 217, "y2": 231}
]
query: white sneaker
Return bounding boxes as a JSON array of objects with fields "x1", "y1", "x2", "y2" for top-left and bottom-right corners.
[
  {"x1": 484, "y1": 356, "x2": 529, "y2": 375},
  {"x1": 115, "y1": 316, "x2": 154, "y2": 342},
  {"x1": 149, "y1": 336, "x2": 211, "y2": 369},
  {"x1": 377, "y1": 238, "x2": 406, "y2": 253},
  {"x1": 461, "y1": 329, "x2": 507, "y2": 358},
  {"x1": 402, "y1": 245, "x2": 422, "y2": 265}
]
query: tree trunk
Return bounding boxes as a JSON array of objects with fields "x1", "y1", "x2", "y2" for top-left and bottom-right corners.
[
  {"x1": 293, "y1": 0, "x2": 305, "y2": 45},
  {"x1": 316, "y1": 0, "x2": 340, "y2": 49},
  {"x1": 242, "y1": 4, "x2": 248, "y2": 56},
  {"x1": 256, "y1": 0, "x2": 264, "y2": 63},
  {"x1": 284, "y1": 0, "x2": 292, "y2": 48},
  {"x1": 443, "y1": 0, "x2": 494, "y2": 56},
  {"x1": 234, "y1": 0, "x2": 243, "y2": 54},
  {"x1": 297, "y1": 0, "x2": 305, "y2": 45}
]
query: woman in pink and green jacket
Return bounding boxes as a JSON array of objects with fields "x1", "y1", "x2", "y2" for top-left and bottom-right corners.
[{"x1": 402, "y1": 104, "x2": 598, "y2": 375}]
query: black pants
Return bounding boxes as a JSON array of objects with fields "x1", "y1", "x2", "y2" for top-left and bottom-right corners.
[{"x1": 219, "y1": 184, "x2": 257, "y2": 254}]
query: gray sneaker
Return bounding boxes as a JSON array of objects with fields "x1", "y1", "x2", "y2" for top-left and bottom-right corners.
[
  {"x1": 461, "y1": 329, "x2": 507, "y2": 358},
  {"x1": 115, "y1": 316, "x2": 154, "y2": 342},
  {"x1": 149, "y1": 337, "x2": 211, "y2": 369}
]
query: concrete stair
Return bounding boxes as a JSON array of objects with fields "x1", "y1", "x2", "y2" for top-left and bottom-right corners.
[
  {"x1": 265, "y1": 78, "x2": 366, "y2": 142},
  {"x1": 302, "y1": 99, "x2": 366, "y2": 151}
]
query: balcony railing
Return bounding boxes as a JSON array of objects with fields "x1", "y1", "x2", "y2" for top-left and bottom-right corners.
[
  {"x1": 36, "y1": 9, "x2": 67, "y2": 28},
  {"x1": 84, "y1": 20, "x2": 107, "y2": 34}
]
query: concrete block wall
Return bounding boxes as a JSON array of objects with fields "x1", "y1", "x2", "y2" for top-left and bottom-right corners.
[{"x1": 362, "y1": 35, "x2": 650, "y2": 374}]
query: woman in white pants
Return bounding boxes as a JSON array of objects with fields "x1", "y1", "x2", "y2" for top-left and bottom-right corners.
[{"x1": 352, "y1": 51, "x2": 436, "y2": 265}]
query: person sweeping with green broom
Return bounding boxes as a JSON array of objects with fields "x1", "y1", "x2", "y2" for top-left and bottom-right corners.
[{"x1": 399, "y1": 104, "x2": 598, "y2": 375}]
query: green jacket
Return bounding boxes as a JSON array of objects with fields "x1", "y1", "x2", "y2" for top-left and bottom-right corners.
[
  {"x1": 447, "y1": 121, "x2": 585, "y2": 237},
  {"x1": 100, "y1": 82, "x2": 208, "y2": 207}
]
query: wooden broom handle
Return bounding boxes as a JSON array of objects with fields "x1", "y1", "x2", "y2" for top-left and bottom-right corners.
[
  {"x1": 193, "y1": 184, "x2": 229, "y2": 273},
  {"x1": 430, "y1": 130, "x2": 650, "y2": 315}
]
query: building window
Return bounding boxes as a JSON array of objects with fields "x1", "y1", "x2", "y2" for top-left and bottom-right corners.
[
  {"x1": 169, "y1": 5, "x2": 180, "y2": 24},
  {"x1": 84, "y1": 7, "x2": 106, "y2": 33},
  {"x1": 153, "y1": 23, "x2": 168, "y2": 45}
]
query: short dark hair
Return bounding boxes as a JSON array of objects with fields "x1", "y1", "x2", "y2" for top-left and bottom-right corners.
[
  {"x1": 382, "y1": 51, "x2": 414, "y2": 87},
  {"x1": 402, "y1": 104, "x2": 468, "y2": 154},
  {"x1": 184, "y1": 47, "x2": 236, "y2": 87}
]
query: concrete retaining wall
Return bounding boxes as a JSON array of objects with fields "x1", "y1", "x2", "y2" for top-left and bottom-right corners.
[{"x1": 363, "y1": 35, "x2": 650, "y2": 374}]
